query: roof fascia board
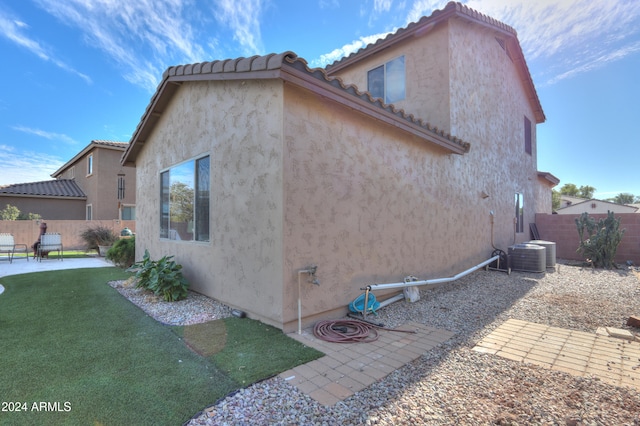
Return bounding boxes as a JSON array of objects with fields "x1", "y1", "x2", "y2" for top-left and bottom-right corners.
[{"x1": 280, "y1": 66, "x2": 468, "y2": 154}]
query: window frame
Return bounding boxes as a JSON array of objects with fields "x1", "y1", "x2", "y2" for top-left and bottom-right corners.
[
  {"x1": 524, "y1": 116, "x2": 532, "y2": 155},
  {"x1": 367, "y1": 55, "x2": 406, "y2": 104},
  {"x1": 87, "y1": 154, "x2": 93, "y2": 176},
  {"x1": 86, "y1": 204, "x2": 92, "y2": 221},
  {"x1": 515, "y1": 193, "x2": 524, "y2": 234},
  {"x1": 159, "y1": 154, "x2": 210, "y2": 243}
]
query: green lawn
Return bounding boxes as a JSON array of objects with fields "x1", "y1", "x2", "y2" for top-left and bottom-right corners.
[{"x1": 0, "y1": 268, "x2": 322, "y2": 425}]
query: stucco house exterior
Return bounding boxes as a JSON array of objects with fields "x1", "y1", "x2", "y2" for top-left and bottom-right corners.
[
  {"x1": 122, "y1": 2, "x2": 557, "y2": 332},
  {"x1": 52, "y1": 140, "x2": 137, "y2": 220},
  {"x1": 0, "y1": 140, "x2": 136, "y2": 221}
]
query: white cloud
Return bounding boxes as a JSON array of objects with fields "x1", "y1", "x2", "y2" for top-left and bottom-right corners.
[
  {"x1": 0, "y1": 9, "x2": 92, "y2": 84},
  {"x1": 11, "y1": 126, "x2": 79, "y2": 146},
  {"x1": 33, "y1": 0, "x2": 210, "y2": 92},
  {"x1": 213, "y1": 0, "x2": 265, "y2": 56},
  {"x1": 311, "y1": 32, "x2": 392, "y2": 67},
  {"x1": 462, "y1": 0, "x2": 640, "y2": 85},
  {"x1": 321, "y1": 0, "x2": 640, "y2": 86},
  {"x1": 0, "y1": 145, "x2": 64, "y2": 185}
]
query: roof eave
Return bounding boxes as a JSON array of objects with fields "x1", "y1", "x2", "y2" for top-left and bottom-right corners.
[{"x1": 280, "y1": 64, "x2": 469, "y2": 155}]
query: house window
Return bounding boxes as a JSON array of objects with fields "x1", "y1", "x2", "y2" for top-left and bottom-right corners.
[
  {"x1": 117, "y1": 175, "x2": 125, "y2": 200},
  {"x1": 367, "y1": 56, "x2": 405, "y2": 104},
  {"x1": 160, "y1": 155, "x2": 210, "y2": 242},
  {"x1": 524, "y1": 116, "x2": 532, "y2": 155},
  {"x1": 69, "y1": 166, "x2": 75, "y2": 179},
  {"x1": 86, "y1": 204, "x2": 92, "y2": 220},
  {"x1": 87, "y1": 154, "x2": 93, "y2": 176},
  {"x1": 121, "y1": 205, "x2": 135, "y2": 220},
  {"x1": 515, "y1": 193, "x2": 524, "y2": 233}
]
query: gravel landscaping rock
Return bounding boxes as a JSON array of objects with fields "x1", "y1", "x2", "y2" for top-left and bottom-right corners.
[{"x1": 111, "y1": 262, "x2": 640, "y2": 425}]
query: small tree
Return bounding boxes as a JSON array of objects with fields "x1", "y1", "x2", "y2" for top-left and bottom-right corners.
[
  {"x1": 575, "y1": 211, "x2": 625, "y2": 269},
  {"x1": 0, "y1": 204, "x2": 20, "y2": 220}
]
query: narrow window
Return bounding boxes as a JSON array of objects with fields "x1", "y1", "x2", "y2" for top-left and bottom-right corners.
[
  {"x1": 515, "y1": 193, "x2": 524, "y2": 233},
  {"x1": 117, "y1": 174, "x2": 125, "y2": 200},
  {"x1": 86, "y1": 204, "x2": 92, "y2": 220},
  {"x1": 87, "y1": 154, "x2": 93, "y2": 175},
  {"x1": 367, "y1": 55, "x2": 405, "y2": 104},
  {"x1": 524, "y1": 116, "x2": 532, "y2": 155}
]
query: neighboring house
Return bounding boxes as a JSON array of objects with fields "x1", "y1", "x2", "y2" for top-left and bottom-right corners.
[
  {"x1": 558, "y1": 195, "x2": 588, "y2": 209},
  {"x1": 122, "y1": 2, "x2": 558, "y2": 332},
  {"x1": 0, "y1": 179, "x2": 86, "y2": 219},
  {"x1": 52, "y1": 140, "x2": 136, "y2": 220},
  {"x1": 556, "y1": 198, "x2": 639, "y2": 215}
]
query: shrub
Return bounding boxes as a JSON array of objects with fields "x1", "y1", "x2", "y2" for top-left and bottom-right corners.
[
  {"x1": 128, "y1": 249, "x2": 189, "y2": 301},
  {"x1": 575, "y1": 211, "x2": 625, "y2": 269},
  {"x1": 106, "y1": 237, "x2": 135, "y2": 268},
  {"x1": 80, "y1": 226, "x2": 119, "y2": 251}
]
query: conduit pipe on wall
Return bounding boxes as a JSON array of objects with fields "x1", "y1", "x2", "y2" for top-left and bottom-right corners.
[
  {"x1": 361, "y1": 255, "x2": 500, "y2": 292},
  {"x1": 298, "y1": 265, "x2": 319, "y2": 334}
]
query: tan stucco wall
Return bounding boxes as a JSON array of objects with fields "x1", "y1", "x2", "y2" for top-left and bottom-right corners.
[
  {"x1": 58, "y1": 147, "x2": 136, "y2": 220},
  {"x1": 330, "y1": 21, "x2": 451, "y2": 132},
  {"x1": 447, "y1": 18, "x2": 542, "y2": 246},
  {"x1": 281, "y1": 84, "x2": 501, "y2": 331},
  {"x1": 133, "y1": 79, "x2": 285, "y2": 328},
  {"x1": 0, "y1": 196, "x2": 85, "y2": 220},
  {"x1": 280, "y1": 21, "x2": 547, "y2": 331}
]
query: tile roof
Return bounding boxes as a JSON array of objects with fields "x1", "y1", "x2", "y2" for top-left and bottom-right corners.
[
  {"x1": 123, "y1": 51, "x2": 470, "y2": 165},
  {"x1": 325, "y1": 1, "x2": 545, "y2": 124},
  {"x1": 0, "y1": 179, "x2": 86, "y2": 199}
]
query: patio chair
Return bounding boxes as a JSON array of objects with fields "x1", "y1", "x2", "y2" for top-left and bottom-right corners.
[
  {"x1": 37, "y1": 233, "x2": 63, "y2": 262},
  {"x1": 0, "y1": 233, "x2": 29, "y2": 263}
]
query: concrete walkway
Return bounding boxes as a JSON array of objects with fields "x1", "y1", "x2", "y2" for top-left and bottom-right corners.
[
  {"x1": 473, "y1": 318, "x2": 640, "y2": 390},
  {"x1": 0, "y1": 256, "x2": 113, "y2": 278}
]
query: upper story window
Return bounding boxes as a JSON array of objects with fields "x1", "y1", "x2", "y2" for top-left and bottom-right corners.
[
  {"x1": 87, "y1": 154, "x2": 94, "y2": 176},
  {"x1": 367, "y1": 56, "x2": 405, "y2": 104},
  {"x1": 117, "y1": 175, "x2": 125, "y2": 200},
  {"x1": 160, "y1": 155, "x2": 210, "y2": 242},
  {"x1": 524, "y1": 116, "x2": 532, "y2": 155}
]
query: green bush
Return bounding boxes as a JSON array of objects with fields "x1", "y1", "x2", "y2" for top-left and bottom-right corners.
[
  {"x1": 80, "y1": 225, "x2": 119, "y2": 251},
  {"x1": 575, "y1": 211, "x2": 625, "y2": 269},
  {"x1": 128, "y1": 249, "x2": 189, "y2": 301},
  {"x1": 106, "y1": 237, "x2": 135, "y2": 268}
]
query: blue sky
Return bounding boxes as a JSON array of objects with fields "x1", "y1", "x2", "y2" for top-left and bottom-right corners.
[{"x1": 0, "y1": 0, "x2": 639, "y2": 199}]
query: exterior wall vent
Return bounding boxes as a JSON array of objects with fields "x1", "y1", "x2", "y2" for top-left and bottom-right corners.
[{"x1": 508, "y1": 243, "x2": 546, "y2": 273}]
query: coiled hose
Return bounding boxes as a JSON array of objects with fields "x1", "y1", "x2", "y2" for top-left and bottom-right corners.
[{"x1": 313, "y1": 319, "x2": 415, "y2": 343}]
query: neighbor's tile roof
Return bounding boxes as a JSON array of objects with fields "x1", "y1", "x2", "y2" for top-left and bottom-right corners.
[
  {"x1": 122, "y1": 51, "x2": 470, "y2": 165},
  {"x1": 0, "y1": 179, "x2": 86, "y2": 199},
  {"x1": 325, "y1": 1, "x2": 545, "y2": 124}
]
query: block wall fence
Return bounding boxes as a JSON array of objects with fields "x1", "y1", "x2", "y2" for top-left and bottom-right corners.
[
  {"x1": 535, "y1": 213, "x2": 640, "y2": 265},
  {"x1": 0, "y1": 220, "x2": 136, "y2": 254}
]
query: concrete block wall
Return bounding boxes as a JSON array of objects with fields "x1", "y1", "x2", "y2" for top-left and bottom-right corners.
[
  {"x1": 0, "y1": 220, "x2": 136, "y2": 254},
  {"x1": 535, "y1": 213, "x2": 640, "y2": 265}
]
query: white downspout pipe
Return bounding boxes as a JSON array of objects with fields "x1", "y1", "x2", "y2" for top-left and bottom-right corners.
[
  {"x1": 362, "y1": 255, "x2": 500, "y2": 292},
  {"x1": 297, "y1": 265, "x2": 319, "y2": 334}
]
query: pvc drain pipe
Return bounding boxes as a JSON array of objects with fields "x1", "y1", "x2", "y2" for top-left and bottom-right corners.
[{"x1": 362, "y1": 255, "x2": 500, "y2": 292}]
